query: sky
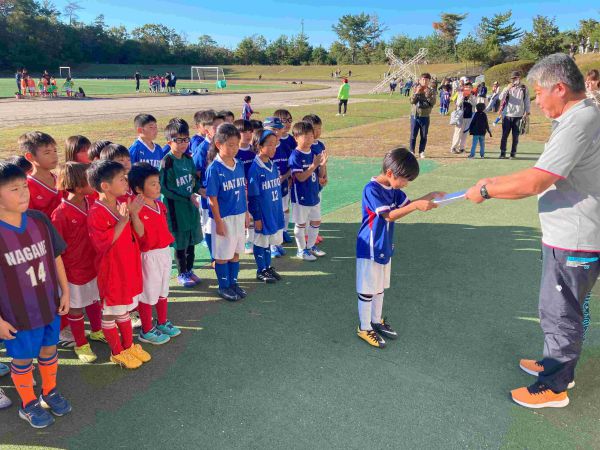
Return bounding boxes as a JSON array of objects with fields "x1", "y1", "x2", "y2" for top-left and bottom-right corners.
[{"x1": 53, "y1": 0, "x2": 599, "y2": 48}]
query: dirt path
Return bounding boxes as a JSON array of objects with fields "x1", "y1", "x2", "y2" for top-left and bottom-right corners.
[{"x1": 0, "y1": 81, "x2": 375, "y2": 129}]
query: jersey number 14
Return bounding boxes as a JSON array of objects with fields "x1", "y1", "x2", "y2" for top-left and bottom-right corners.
[{"x1": 25, "y1": 262, "x2": 47, "y2": 287}]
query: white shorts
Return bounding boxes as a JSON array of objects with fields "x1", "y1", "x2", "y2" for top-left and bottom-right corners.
[
  {"x1": 356, "y1": 258, "x2": 391, "y2": 295},
  {"x1": 103, "y1": 296, "x2": 139, "y2": 316},
  {"x1": 292, "y1": 203, "x2": 321, "y2": 225},
  {"x1": 211, "y1": 213, "x2": 245, "y2": 260},
  {"x1": 139, "y1": 247, "x2": 171, "y2": 305},
  {"x1": 200, "y1": 207, "x2": 212, "y2": 235},
  {"x1": 282, "y1": 193, "x2": 290, "y2": 212},
  {"x1": 68, "y1": 278, "x2": 99, "y2": 309},
  {"x1": 254, "y1": 230, "x2": 283, "y2": 248}
]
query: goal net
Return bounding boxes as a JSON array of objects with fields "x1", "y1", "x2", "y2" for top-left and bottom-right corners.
[
  {"x1": 190, "y1": 66, "x2": 226, "y2": 88},
  {"x1": 59, "y1": 66, "x2": 71, "y2": 78}
]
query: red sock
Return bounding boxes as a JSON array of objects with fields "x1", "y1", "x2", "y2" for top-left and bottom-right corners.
[
  {"x1": 156, "y1": 297, "x2": 168, "y2": 325},
  {"x1": 137, "y1": 302, "x2": 154, "y2": 334},
  {"x1": 102, "y1": 320, "x2": 123, "y2": 355},
  {"x1": 85, "y1": 301, "x2": 102, "y2": 332},
  {"x1": 116, "y1": 315, "x2": 133, "y2": 350},
  {"x1": 60, "y1": 314, "x2": 69, "y2": 331},
  {"x1": 67, "y1": 313, "x2": 87, "y2": 347},
  {"x1": 38, "y1": 352, "x2": 58, "y2": 396}
]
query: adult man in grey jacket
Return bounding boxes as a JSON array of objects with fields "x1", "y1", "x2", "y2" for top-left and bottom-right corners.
[
  {"x1": 409, "y1": 73, "x2": 436, "y2": 159},
  {"x1": 498, "y1": 71, "x2": 531, "y2": 159}
]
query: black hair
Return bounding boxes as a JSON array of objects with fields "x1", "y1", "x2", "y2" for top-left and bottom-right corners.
[
  {"x1": 193, "y1": 110, "x2": 206, "y2": 125},
  {"x1": 208, "y1": 123, "x2": 241, "y2": 164},
  {"x1": 233, "y1": 119, "x2": 253, "y2": 133},
  {"x1": 88, "y1": 140, "x2": 112, "y2": 161},
  {"x1": 251, "y1": 129, "x2": 276, "y2": 149},
  {"x1": 134, "y1": 113, "x2": 157, "y2": 129},
  {"x1": 382, "y1": 148, "x2": 419, "y2": 181},
  {"x1": 302, "y1": 114, "x2": 322, "y2": 126},
  {"x1": 165, "y1": 118, "x2": 190, "y2": 141},
  {"x1": 273, "y1": 109, "x2": 292, "y2": 120},
  {"x1": 220, "y1": 110, "x2": 235, "y2": 119},
  {"x1": 65, "y1": 135, "x2": 91, "y2": 162},
  {"x1": 249, "y1": 120, "x2": 263, "y2": 130},
  {"x1": 0, "y1": 162, "x2": 26, "y2": 188},
  {"x1": 420, "y1": 72, "x2": 432, "y2": 79},
  {"x1": 128, "y1": 162, "x2": 160, "y2": 194},
  {"x1": 292, "y1": 121, "x2": 314, "y2": 137},
  {"x1": 243, "y1": 95, "x2": 251, "y2": 103},
  {"x1": 87, "y1": 160, "x2": 125, "y2": 192},
  {"x1": 18, "y1": 131, "x2": 56, "y2": 156},
  {"x1": 5, "y1": 155, "x2": 32, "y2": 173},
  {"x1": 196, "y1": 109, "x2": 225, "y2": 127},
  {"x1": 476, "y1": 103, "x2": 486, "y2": 112},
  {"x1": 100, "y1": 143, "x2": 130, "y2": 161}
]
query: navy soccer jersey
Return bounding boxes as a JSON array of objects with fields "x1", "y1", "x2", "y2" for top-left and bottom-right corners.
[
  {"x1": 356, "y1": 179, "x2": 410, "y2": 265},
  {"x1": 192, "y1": 138, "x2": 211, "y2": 209},
  {"x1": 289, "y1": 148, "x2": 320, "y2": 207},
  {"x1": 129, "y1": 139, "x2": 166, "y2": 168},
  {"x1": 205, "y1": 155, "x2": 247, "y2": 218},
  {"x1": 236, "y1": 145, "x2": 256, "y2": 179},
  {"x1": 0, "y1": 210, "x2": 66, "y2": 330},
  {"x1": 311, "y1": 139, "x2": 325, "y2": 155},
  {"x1": 273, "y1": 135, "x2": 295, "y2": 197},
  {"x1": 247, "y1": 156, "x2": 284, "y2": 236}
]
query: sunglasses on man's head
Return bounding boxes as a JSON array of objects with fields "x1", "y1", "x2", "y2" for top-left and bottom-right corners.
[{"x1": 173, "y1": 137, "x2": 190, "y2": 144}]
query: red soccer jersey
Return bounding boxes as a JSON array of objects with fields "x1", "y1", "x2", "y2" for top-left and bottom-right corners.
[
  {"x1": 51, "y1": 198, "x2": 97, "y2": 285},
  {"x1": 87, "y1": 191, "x2": 100, "y2": 203},
  {"x1": 117, "y1": 189, "x2": 136, "y2": 205},
  {"x1": 137, "y1": 200, "x2": 174, "y2": 252},
  {"x1": 27, "y1": 175, "x2": 63, "y2": 218},
  {"x1": 87, "y1": 201, "x2": 142, "y2": 307}
]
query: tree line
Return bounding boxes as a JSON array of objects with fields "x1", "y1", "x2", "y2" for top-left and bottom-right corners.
[{"x1": 1, "y1": 0, "x2": 600, "y2": 73}]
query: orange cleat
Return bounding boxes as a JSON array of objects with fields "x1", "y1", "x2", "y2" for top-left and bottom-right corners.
[{"x1": 511, "y1": 382, "x2": 569, "y2": 409}]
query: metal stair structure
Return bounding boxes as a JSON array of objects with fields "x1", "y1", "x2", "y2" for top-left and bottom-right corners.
[{"x1": 370, "y1": 48, "x2": 428, "y2": 94}]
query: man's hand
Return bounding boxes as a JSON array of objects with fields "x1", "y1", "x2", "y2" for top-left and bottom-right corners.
[
  {"x1": 0, "y1": 318, "x2": 17, "y2": 340},
  {"x1": 465, "y1": 185, "x2": 486, "y2": 204},
  {"x1": 58, "y1": 292, "x2": 69, "y2": 316},
  {"x1": 254, "y1": 219, "x2": 262, "y2": 232},
  {"x1": 215, "y1": 219, "x2": 226, "y2": 237}
]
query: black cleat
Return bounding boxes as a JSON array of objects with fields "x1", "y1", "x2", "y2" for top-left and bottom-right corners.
[
  {"x1": 232, "y1": 284, "x2": 247, "y2": 298},
  {"x1": 266, "y1": 267, "x2": 281, "y2": 280},
  {"x1": 257, "y1": 269, "x2": 276, "y2": 284},
  {"x1": 218, "y1": 287, "x2": 241, "y2": 302},
  {"x1": 371, "y1": 317, "x2": 398, "y2": 340}
]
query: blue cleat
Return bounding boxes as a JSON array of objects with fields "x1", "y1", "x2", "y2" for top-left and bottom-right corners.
[
  {"x1": 39, "y1": 389, "x2": 72, "y2": 417},
  {"x1": 0, "y1": 363, "x2": 9, "y2": 377},
  {"x1": 156, "y1": 320, "x2": 181, "y2": 337},
  {"x1": 20, "y1": 400, "x2": 55, "y2": 428},
  {"x1": 282, "y1": 230, "x2": 293, "y2": 243},
  {"x1": 271, "y1": 246, "x2": 283, "y2": 258},
  {"x1": 187, "y1": 270, "x2": 202, "y2": 285},
  {"x1": 138, "y1": 327, "x2": 170, "y2": 345},
  {"x1": 177, "y1": 272, "x2": 195, "y2": 287}
]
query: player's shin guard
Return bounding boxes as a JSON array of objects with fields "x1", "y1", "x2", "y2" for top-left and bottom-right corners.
[
  {"x1": 116, "y1": 314, "x2": 134, "y2": 350},
  {"x1": 156, "y1": 297, "x2": 168, "y2": 325},
  {"x1": 229, "y1": 261, "x2": 240, "y2": 286},
  {"x1": 253, "y1": 245, "x2": 266, "y2": 272},
  {"x1": 215, "y1": 262, "x2": 230, "y2": 289},
  {"x1": 358, "y1": 294, "x2": 373, "y2": 331},
  {"x1": 67, "y1": 313, "x2": 87, "y2": 347},
  {"x1": 264, "y1": 246, "x2": 272, "y2": 269},
  {"x1": 11, "y1": 362, "x2": 36, "y2": 407},
  {"x1": 294, "y1": 225, "x2": 306, "y2": 250},
  {"x1": 307, "y1": 224, "x2": 320, "y2": 249},
  {"x1": 102, "y1": 319, "x2": 123, "y2": 355},
  {"x1": 371, "y1": 292, "x2": 384, "y2": 324},
  {"x1": 85, "y1": 301, "x2": 103, "y2": 333},
  {"x1": 137, "y1": 302, "x2": 154, "y2": 334},
  {"x1": 37, "y1": 352, "x2": 58, "y2": 396}
]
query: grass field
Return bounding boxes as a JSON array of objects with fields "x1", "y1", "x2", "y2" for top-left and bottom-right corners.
[
  {"x1": 0, "y1": 78, "x2": 323, "y2": 98},
  {"x1": 0, "y1": 92, "x2": 599, "y2": 448}
]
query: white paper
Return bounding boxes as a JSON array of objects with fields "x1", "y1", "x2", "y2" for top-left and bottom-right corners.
[{"x1": 433, "y1": 190, "x2": 467, "y2": 207}]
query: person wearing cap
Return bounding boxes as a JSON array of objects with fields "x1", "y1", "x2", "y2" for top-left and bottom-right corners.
[
  {"x1": 337, "y1": 78, "x2": 350, "y2": 116},
  {"x1": 465, "y1": 53, "x2": 600, "y2": 409},
  {"x1": 498, "y1": 70, "x2": 530, "y2": 159},
  {"x1": 409, "y1": 73, "x2": 436, "y2": 159}
]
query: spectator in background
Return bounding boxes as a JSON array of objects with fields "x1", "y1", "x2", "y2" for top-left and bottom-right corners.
[
  {"x1": 134, "y1": 71, "x2": 141, "y2": 92},
  {"x1": 15, "y1": 68, "x2": 23, "y2": 95},
  {"x1": 477, "y1": 82, "x2": 487, "y2": 104},
  {"x1": 498, "y1": 71, "x2": 531, "y2": 159},
  {"x1": 336, "y1": 78, "x2": 350, "y2": 116},
  {"x1": 450, "y1": 83, "x2": 477, "y2": 154},
  {"x1": 585, "y1": 69, "x2": 600, "y2": 107},
  {"x1": 409, "y1": 73, "x2": 436, "y2": 159}
]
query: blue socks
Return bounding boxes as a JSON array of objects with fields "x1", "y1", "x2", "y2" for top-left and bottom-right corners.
[
  {"x1": 264, "y1": 246, "x2": 272, "y2": 269},
  {"x1": 215, "y1": 262, "x2": 229, "y2": 290},
  {"x1": 229, "y1": 261, "x2": 240, "y2": 286},
  {"x1": 254, "y1": 245, "x2": 266, "y2": 272},
  {"x1": 205, "y1": 233, "x2": 213, "y2": 259}
]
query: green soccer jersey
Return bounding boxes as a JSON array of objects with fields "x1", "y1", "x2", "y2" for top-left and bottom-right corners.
[{"x1": 160, "y1": 152, "x2": 200, "y2": 233}]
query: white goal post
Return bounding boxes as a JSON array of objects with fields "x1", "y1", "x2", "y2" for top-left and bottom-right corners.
[
  {"x1": 59, "y1": 66, "x2": 71, "y2": 78},
  {"x1": 190, "y1": 66, "x2": 226, "y2": 88}
]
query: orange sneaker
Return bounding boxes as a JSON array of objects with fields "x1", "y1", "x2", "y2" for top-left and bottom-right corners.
[
  {"x1": 110, "y1": 351, "x2": 142, "y2": 369},
  {"x1": 519, "y1": 359, "x2": 575, "y2": 389},
  {"x1": 126, "y1": 343, "x2": 151, "y2": 363},
  {"x1": 511, "y1": 382, "x2": 569, "y2": 409}
]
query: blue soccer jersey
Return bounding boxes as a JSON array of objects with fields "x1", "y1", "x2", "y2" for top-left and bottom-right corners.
[
  {"x1": 129, "y1": 139, "x2": 165, "y2": 168},
  {"x1": 311, "y1": 139, "x2": 325, "y2": 155},
  {"x1": 205, "y1": 155, "x2": 247, "y2": 219},
  {"x1": 190, "y1": 134, "x2": 204, "y2": 155},
  {"x1": 289, "y1": 148, "x2": 320, "y2": 207},
  {"x1": 192, "y1": 138, "x2": 211, "y2": 209},
  {"x1": 356, "y1": 179, "x2": 410, "y2": 265},
  {"x1": 247, "y1": 156, "x2": 284, "y2": 236},
  {"x1": 273, "y1": 136, "x2": 294, "y2": 197},
  {"x1": 236, "y1": 145, "x2": 256, "y2": 180}
]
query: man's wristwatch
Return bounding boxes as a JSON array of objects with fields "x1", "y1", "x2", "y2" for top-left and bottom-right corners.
[{"x1": 480, "y1": 184, "x2": 491, "y2": 200}]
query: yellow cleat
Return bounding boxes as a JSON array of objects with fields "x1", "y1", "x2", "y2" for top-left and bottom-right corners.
[
  {"x1": 74, "y1": 343, "x2": 97, "y2": 364},
  {"x1": 126, "y1": 343, "x2": 151, "y2": 363},
  {"x1": 110, "y1": 351, "x2": 142, "y2": 369},
  {"x1": 357, "y1": 327, "x2": 385, "y2": 348},
  {"x1": 88, "y1": 330, "x2": 107, "y2": 344}
]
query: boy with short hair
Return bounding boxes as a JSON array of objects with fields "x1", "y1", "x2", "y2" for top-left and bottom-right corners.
[
  {"x1": 88, "y1": 140, "x2": 112, "y2": 162},
  {"x1": 289, "y1": 121, "x2": 328, "y2": 261},
  {"x1": 0, "y1": 162, "x2": 72, "y2": 428},
  {"x1": 19, "y1": 132, "x2": 62, "y2": 218},
  {"x1": 220, "y1": 110, "x2": 235, "y2": 123},
  {"x1": 273, "y1": 109, "x2": 297, "y2": 245},
  {"x1": 160, "y1": 119, "x2": 202, "y2": 287},
  {"x1": 129, "y1": 162, "x2": 181, "y2": 344},
  {"x1": 234, "y1": 119, "x2": 257, "y2": 255},
  {"x1": 355, "y1": 148, "x2": 441, "y2": 348},
  {"x1": 191, "y1": 110, "x2": 207, "y2": 155},
  {"x1": 468, "y1": 103, "x2": 492, "y2": 159},
  {"x1": 129, "y1": 114, "x2": 164, "y2": 168},
  {"x1": 100, "y1": 144, "x2": 136, "y2": 204},
  {"x1": 87, "y1": 160, "x2": 151, "y2": 369}
]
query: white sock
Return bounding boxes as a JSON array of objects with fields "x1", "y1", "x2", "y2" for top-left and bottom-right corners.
[
  {"x1": 371, "y1": 292, "x2": 384, "y2": 324},
  {"x1": 358, "y1": 294, "x2": 373, "y2": 330},
  {"x1": 307, "y1": 224, "x2": 319, "y2": 249},
  {"x1": 246, "y1": 227, "x2": 254, "y2": 244},
  {"x1": 294, "y1": 225, "x2": 306, "y2": 251}
]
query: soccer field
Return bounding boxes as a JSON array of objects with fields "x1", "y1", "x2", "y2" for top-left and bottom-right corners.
[
  {"x1": 1, "y1": 143, "x2": 599, "y2": 448},
  {"x1": 0, "y1": 78, "x2": 319, "y2": 98}
]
